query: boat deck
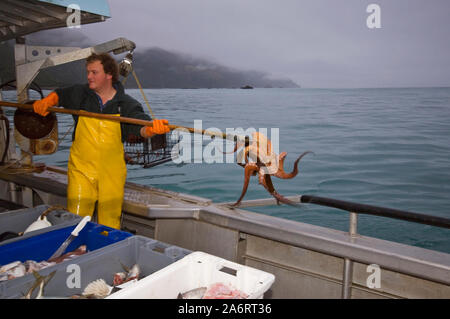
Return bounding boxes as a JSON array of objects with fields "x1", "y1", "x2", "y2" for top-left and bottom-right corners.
[{"x1": 0, "y1": 165, "x2": 449, "y2": 298}]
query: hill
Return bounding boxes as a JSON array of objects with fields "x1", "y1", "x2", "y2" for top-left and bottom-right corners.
[{"x1": 0, "y1": 32, "x2": 299, "y2": 89}]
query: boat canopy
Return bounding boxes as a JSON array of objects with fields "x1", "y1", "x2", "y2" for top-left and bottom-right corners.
[{"x1": 0, "y1": 0, "x2": 110, "y2": 42}]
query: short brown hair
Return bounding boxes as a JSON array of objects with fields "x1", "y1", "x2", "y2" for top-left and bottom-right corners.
[{"x1": 86, "y1": 52, "x2": 119, "y2": 82}]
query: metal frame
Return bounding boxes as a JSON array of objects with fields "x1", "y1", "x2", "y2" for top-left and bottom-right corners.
[
  {"x1": 15, "y1": 37, "x2": 136, "y2": 102},
  {"x1": 0, "y1": 0, "x2": 108, "y2": 42}
]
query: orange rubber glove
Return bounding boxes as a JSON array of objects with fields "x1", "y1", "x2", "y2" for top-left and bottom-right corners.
[
  {"x1": 33, "y1": 92, "x2": 59, "y2": 116},
  {"x1": 142, "y1": 119, "x2": 170, "y2": 137}
]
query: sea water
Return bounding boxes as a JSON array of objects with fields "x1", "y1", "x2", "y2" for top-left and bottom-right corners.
[{"x1": 3, "y1": 88, "x2": 450, "y2": 253}]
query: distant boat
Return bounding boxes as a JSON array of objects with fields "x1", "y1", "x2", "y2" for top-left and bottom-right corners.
[{"x1": 240, "y1": 85, "x2": 253, "y2": 89}]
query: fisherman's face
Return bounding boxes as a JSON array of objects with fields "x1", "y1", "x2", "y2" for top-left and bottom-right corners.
[{"x1": 86, "y1": 60, "x2": 113, "y2": 92}]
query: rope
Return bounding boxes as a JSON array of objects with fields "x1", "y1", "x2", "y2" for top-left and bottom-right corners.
[
  {"x1": 122, "y1": 68, "x2": 156, "y2": 118},
  {"x1": 58, "y1": 121, "x2": 75, "y2": 145},
  {"x1": 0, "y1": 154, "x2": 42, "y2": 174}
]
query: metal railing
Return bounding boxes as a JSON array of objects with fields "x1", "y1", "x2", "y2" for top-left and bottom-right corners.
[
  {"x1": 297, "y1": 194, "x2": 450, "y2": 298},
  {"x1": 299, "y1": 195, "x2": 450, "y2": 229}
]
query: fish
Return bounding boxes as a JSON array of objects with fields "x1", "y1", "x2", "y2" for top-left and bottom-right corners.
[
  {"x1": 113, "y1": 272, "x2": 127, "y2": 286},
  {"x1": 0, "y1": 245, "x2": 85, "y2": 283},
  {"x1": 47, "y1": 244, "x2": 87, "y2": 263},
  {"x1": 0, "y1": 261, "x2": 26, "y2": 281},
  {"x1": 23, "y1": 270, "x2": 56, "y2": 299},
  {"x1": 0, "y1": 261, "x2": 21, "y2": 273},
  {"x1": 1, "y1": 260, "x2": 55, "y2": 282},
  {"x1": 202, "y1": 283, "x2": 248, "y2": 299},
  {"x1": 23, "y1": 260, "x2": 40, "y2": 273},
  {"x1": 126, "y1": 264, "x2": 140, "y2": 281},
  {"x1": 24, "y1": 260, "x2": 56, "y2": 274},
  {"x1": 82, "y1": 263, "x2": 142, "y2": 299},
  {"x1": 114, "y1": 263, "x2": 141, "y2": 286},
  {"x1": 7, "y1": 264, "x2": 26, "y2": 280},
  {"x1": 177, "y1": 287, "x2": 207, "y2": 299}
]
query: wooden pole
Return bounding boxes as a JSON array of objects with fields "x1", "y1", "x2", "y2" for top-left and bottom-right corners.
[{"x1": 0, "y1": 101, "x2": 245, "y2": 142}]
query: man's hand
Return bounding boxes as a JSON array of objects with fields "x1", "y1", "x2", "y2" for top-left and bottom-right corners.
[
  {"x1": 141, "y1": 119, "x2": 170, "y2": 138},
  {"x1": 33, "y1": 92, "x2": 59, "y2": 116}
]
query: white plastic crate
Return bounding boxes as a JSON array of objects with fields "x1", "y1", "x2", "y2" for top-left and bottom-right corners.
[{"x1": 107, "y1": 251, "x2": 275, "y2": 299}]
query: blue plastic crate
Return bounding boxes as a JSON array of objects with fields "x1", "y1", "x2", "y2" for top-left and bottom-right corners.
[{"x1": 0, "y1": 222, "x2": 132, "y2": 266}]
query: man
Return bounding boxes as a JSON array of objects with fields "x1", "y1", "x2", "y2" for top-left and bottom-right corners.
[{"x1": 33, "y1": 52, "x2": 169, "y2": 229}]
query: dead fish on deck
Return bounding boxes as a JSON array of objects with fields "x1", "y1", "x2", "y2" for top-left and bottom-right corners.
[
  {"x1": 177, "y1": 287, "x2": 207, "y2": 299},
  {"x1": 23, "y1": 270, "x2": 56, "y2": 299}
]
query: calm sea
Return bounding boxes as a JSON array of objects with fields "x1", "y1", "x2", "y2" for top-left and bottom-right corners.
[{"x1": 3, "y1": 87, "x2": 450, "y2": 253}]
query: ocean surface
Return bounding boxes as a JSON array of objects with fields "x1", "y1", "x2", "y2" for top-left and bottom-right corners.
[{"x1": 3, "y1": 87, "x2": 450, "y2": 253}]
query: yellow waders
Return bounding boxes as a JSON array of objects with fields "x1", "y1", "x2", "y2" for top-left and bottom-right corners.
[{"x1": 67, "y1": 115, "x2": 126, "y2": 229}]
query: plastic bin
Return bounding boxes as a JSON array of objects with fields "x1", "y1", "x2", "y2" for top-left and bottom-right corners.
[
  {"x1": 107, "y1": 251, "x2": 275, "y2": 299},
  {"x1": 0, "y1": 235, "x2": 191, "y2": 299},
  {"x1": 0, "y1": 205, "x2": 82, "y2": 246},
  {"x1": 0, "y1": 222, "x2": 132, "y2": 267}
]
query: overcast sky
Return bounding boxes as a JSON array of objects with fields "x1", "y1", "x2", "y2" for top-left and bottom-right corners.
[{"x1": 75, "y1": 0, "x2": 450, "y2": 88}]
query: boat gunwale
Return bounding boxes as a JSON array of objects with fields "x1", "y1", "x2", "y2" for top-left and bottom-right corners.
[{"x1": 1, "y1": 166, "x2": 449, "y2": 286}]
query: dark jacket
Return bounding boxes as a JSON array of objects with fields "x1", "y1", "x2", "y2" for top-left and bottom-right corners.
[{"x1": 55, "y1": 82, "x2": 151, "y2": 142}]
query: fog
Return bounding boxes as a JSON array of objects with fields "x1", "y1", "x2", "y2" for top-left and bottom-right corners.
[{"x1": 36, "y1": 0, "x2": 450, "y2": 88}]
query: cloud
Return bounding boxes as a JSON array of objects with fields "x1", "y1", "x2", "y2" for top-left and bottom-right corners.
[{"x1": 34, "y1": 0, "x2": 450, "y2": 87}]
